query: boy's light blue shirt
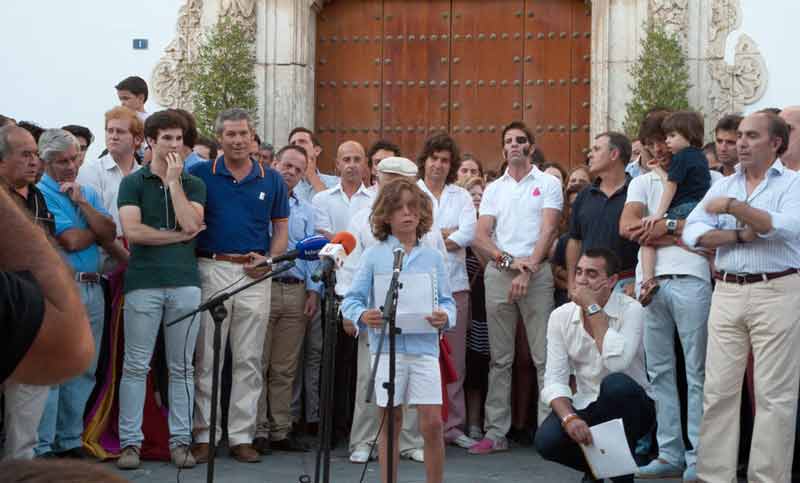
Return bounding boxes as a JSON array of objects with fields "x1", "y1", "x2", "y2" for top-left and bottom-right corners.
[{"x1": 341, "y1": 235, "x2": 457, "y2": 358}]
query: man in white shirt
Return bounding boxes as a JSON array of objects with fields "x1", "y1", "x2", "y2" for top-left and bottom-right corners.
[
  {"x1": 296, "y1": 140, "x2": 373, "y2": 441},
  {"x1": 343, "y1": 156, "x2": 445, "y2": 464},
  {"x1": 535, "y1": 249, "x2": 655, "y2": 483},
  {"x1": 470, "y1": 121, "x2": 562, "y2": 454},
  {"x1": 619, "y1": 146, "x2": 712, "y2": 481},
  {"x1": 683, "y1": 111, "x2": 800, "y2": 483},
  {"x1": 77, "y1": 106, "x2": 143, "y2": 269},
  {"x1": 415, "y1": 133, "x2": 477, "y2": 449}
]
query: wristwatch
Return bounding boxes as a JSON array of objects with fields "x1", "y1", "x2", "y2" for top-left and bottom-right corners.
[
  {"x1": 496, "y1": 252, "x2": 514, "y2": 271},
  {"x1": 586, "y1": 303, "x2": 603, "y2": 316},
  {"x1": 665, "y1": 218, "x2": 678, "y2": 235}
]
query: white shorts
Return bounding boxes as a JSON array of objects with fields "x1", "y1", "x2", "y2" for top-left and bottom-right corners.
[{"x1": 372, "y1": 353, "x2": 442, "y2": 408}]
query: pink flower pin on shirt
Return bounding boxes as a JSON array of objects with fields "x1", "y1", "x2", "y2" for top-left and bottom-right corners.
[{"x1": 532, "y1": 187, "x2": 541, "y2": 197}]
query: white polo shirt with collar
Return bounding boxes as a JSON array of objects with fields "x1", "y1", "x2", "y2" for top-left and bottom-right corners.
[
  {"x1": 417, "y1": 180, "x2": 476, "y2": 292},
  {"x1": 479, "y1": 166, "x2": 563, "y2": 258},
  {"x1": 77, "y1": 154, "x2": 141, "y2": 236},
  {"x1": 311, "y1": 182, "x2": 375, "y2": 235},
  {"x1": 540, "y1": 291, "x2": 652, "y2": 410}
]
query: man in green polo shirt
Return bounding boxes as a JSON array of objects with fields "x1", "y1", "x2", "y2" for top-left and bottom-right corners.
[{"x1": 115, "y1": 110, "x2": 206, "y2": 470}]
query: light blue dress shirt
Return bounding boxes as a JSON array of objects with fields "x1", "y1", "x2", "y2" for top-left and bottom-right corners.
[
  {"x1": 294, "y1": 171, "x2": 339, "y2": 204},
  {"x1": 37, "y1": 173, "x2": 110, "y2": 273},
  {"x1": 683, "y1": 159, "x2": 800, "y2": 273},
  {"x1": 284, "y1": 192, "x2": 322, "y2": 293},
  {"x1": 341, "y1": 236, "x2": 457, "y2": 358}
]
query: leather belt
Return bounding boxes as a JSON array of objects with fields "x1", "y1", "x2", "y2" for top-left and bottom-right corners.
[
  {"x1": 75, "y1": 272, "x2": 102, "y2": 283},
  {"x1": 657, "y1": 274, "x2": 691, "y2": 280},
  {"x1": 714, "y1": 268, "x2": 800, "y2": 285},
  {"x1": 273, "y1": 277, "x2": 304, "y2": 285},
  {"x1": 197, "y1": 251, "x2": 255, "y2": 264}
]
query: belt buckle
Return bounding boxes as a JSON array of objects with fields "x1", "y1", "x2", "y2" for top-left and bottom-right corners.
[{"x1": 734, "y1": 274, "x2": 747, "y2": 285}]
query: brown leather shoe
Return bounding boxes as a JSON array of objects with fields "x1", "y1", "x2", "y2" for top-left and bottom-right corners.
[
  {"x1": 230, "y1": 443, "x2": 261, "y2": 463},
  {"x1": 191, "y1": 443, "x2": 210, "y2": 464}
]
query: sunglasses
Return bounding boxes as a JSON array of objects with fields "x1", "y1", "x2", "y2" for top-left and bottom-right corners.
[{"x1": 505, "y1": 136, "x2": 530, "y2": 144}]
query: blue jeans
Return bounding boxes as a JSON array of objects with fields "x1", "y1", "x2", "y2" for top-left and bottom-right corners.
[
  {"x1": 118, "y1": 286, "x2": 201, "y2": 449},
  {"x1": 36, "y1": 282, "x2": 104, "y2": 454},
  {"x1": 643, "y1": 275, "x2": 710, "y2": 468},
  {"x1": 535, "y1": 373, "x2": 656, "y2": 482}
]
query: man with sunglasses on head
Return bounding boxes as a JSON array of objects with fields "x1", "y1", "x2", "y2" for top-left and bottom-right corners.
[
  {"x1": 115, "y1": 110, "x2": 206, "y2": 470},
  {"x1": 470, "y1": 121, "x2": 562, "y2": 454}
]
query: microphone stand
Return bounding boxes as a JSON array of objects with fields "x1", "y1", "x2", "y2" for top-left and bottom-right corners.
[
  {"x1": 166, "y1": 261, "x2": 296, "y2": 483},
  {"x1": 366, "y1": 249, "x2": 404, "y2": 483},
  {"x1": 314, "y1": 266, "x2": 338, "y2": 483}
]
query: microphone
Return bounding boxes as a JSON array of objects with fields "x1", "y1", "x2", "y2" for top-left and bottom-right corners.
[
  {"x1": 311, "y1": 231, "x2": 357, "y2": 283},
  {"x1": 392, "y1": 247, "x2": 404, "y2": 273},
  {"x1": 256, "y1": 235, "x2": 329, "y2": 267}
]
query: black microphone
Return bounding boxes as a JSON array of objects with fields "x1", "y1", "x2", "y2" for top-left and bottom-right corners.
[{"x1": 392, "y1": 247, "x2": 404, "y2": 273}]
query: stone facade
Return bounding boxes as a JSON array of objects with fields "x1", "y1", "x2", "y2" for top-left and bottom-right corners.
[{"x1": 152, "y1": 0, "x2": 767, "y2": 143}]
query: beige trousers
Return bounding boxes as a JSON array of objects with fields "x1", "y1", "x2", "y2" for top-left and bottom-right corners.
[
  {"x1": 256, "y1": 281, "x2": 308, "y2": 441},
  {"x1": 2, "y1": 383, "x2": 49, "y2": 459},
  {"x1": 193, "y1": 259, "x2": 271, "y2": 446},
  {"x1": 348, "y1": 330, "x2": 423, "y2": 454},
  {"x1": 697, "y1": 274, "x2": 800, "y2": 483},
  {"x1": 483, "y1": 263, "x2": 553, "y2": 441}
]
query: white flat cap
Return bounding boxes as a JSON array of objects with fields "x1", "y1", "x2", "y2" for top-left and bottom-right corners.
[{"x1": 376, "y1": 156, "x2": 418, "y2": 177}]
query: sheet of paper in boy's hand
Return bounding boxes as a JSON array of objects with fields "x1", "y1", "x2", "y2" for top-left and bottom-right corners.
[
  {"x1": 373, "y1": 272, "x2": 436, "y2": 334},
  {"x1": 578, "y1": 418, "x2": 638, "y2": 479}
]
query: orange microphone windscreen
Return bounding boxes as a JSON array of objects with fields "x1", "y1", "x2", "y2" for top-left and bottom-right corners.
[{"x1": 331, "y1": 231, "x2": 357, "y2": 254}]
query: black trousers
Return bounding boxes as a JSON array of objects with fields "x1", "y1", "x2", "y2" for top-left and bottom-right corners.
[{"x1": 534, "y1": 373, "x2": 656, "y2": 482}]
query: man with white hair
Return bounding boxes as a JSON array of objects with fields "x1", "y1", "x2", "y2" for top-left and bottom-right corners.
[
  {"x1": 35, "y1": 129, "x2": 116, "y2": 457},
  {"x1": 343, "y1": 156, "x2": 447, "y2": 464}
]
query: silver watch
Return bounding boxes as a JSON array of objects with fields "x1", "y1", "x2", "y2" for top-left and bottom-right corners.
[
  {"x1": 666, "y1": 218, "x2": 678, "y2": 235},
  {"x1": 586, "y1": 303, "x2": 603, "y2": 316}
]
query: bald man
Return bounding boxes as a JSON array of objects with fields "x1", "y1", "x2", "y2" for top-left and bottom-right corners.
[
  {"x1": 292, "y1": 141, "x2": 375, "y2": 437},
  {"x1": 780, "y1": 106, "x2": 800, "y2": 171}
]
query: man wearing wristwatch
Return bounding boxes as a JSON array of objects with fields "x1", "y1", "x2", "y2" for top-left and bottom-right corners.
[
  {"x1": 470, "y1": 121, "x2": 562, "y2": 455},
  {"x1": 618, "y1": 111, "x2": 714, "y2": 481},
  {"x1": 534, "y1": 249, "x2": 654, "y2": 483},
  {"x1": 682, "y1": 111, "x2": 800, "y2": 483}
]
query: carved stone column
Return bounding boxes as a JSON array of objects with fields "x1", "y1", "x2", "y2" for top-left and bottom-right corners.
[{"x1": 256, "y1": 0, "x2": 318, "y2": 145}]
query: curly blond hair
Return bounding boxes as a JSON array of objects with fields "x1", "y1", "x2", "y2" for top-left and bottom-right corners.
[{"x1": 370, "y1": 177, "x2": 433, "y2": 241}]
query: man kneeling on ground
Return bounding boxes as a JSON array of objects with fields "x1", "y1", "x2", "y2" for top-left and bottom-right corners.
[{"x1": 534, "y1": 249, "x2": 655, "y2": 482}]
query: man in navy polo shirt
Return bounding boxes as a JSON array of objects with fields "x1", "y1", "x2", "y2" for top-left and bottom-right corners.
[{"x1": 189, "y1": 108, "x2": 289, "y2": 464}]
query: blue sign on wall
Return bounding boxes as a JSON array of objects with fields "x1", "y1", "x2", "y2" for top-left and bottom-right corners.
[{"x1": 132, "y1": 39, "x2": 148, "y2": 50}]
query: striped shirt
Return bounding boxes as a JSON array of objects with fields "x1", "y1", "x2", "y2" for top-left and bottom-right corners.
[
  {"x1": 465, "y1": 248, "x2": 489, "y2": 355},
  {"x1": 683, "y1": 159, "x2": 800, "y2": 273}
]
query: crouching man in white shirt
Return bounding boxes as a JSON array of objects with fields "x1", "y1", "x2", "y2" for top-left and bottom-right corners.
[{"x1": 534, "y1": 249, "x2": 655, "y2": 483}]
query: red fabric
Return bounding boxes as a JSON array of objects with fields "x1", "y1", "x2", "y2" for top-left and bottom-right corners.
[{"x1": 439, "y1": 336, "x2": 458, "y2": 422}]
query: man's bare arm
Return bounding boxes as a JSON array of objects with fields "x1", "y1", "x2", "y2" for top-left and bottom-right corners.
[{"x1": 0, "y1": 189, "x2": 93, "y2": 384}]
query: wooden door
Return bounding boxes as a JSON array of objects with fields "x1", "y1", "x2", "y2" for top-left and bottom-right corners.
[{"x1": 314, "y1": 0, "x2": 590, "y2": 174}]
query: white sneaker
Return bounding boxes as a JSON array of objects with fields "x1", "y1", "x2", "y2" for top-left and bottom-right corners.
[
  {"x1": 451, "y1": 433, "x2": 478, "y2": 449},
  {"x1": 349, "y1": 448, "x2": 372, "y2": 464},
  {"x1": 401, "y1": 448, "x2": 424, "y2": 463}
]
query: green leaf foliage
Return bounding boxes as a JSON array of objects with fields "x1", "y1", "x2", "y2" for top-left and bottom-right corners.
[
  {"x1": 623, "y1": 21, "x2": 692, "y2": 138},
  {"x1": 187, "y1": 17, "x2": 259, "y2": 137}
]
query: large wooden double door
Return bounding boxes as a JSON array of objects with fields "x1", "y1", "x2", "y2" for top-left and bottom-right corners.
[{"x1": 315, "y1": 0, "x2": 591, "y2": 173}]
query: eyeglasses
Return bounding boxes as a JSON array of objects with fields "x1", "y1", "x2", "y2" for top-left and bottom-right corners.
[{"x1": 505, "y1": 136, "x2": 529, "y2": 145}]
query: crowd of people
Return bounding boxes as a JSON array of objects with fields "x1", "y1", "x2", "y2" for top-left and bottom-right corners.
[{"x1": 2, "y1": 72, "x2": 800, "y2": 483}]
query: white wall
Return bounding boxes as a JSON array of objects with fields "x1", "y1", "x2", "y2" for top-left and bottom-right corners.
[
  {"x1": 0, "y1": 1, "x2": 184, "y2": 162},
  {"x1": 730, "y1": 0, "x2": 800, "y2": 112}
]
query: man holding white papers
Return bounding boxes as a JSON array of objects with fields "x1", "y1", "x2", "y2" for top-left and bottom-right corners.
[{"x1": 534, "y1": 249, "x2": 655, "y2": 482}]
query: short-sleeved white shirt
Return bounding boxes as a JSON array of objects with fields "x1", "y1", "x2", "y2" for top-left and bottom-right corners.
[
  {"x1": 625, "y1": 171, "x2": 711, "y2": 283},
  {"x1": 311, "y1": 183, "x2": 374, "y2": 235},
  {"x1": 479, "y1": 166, "x2": 563, "y2": 257}
]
